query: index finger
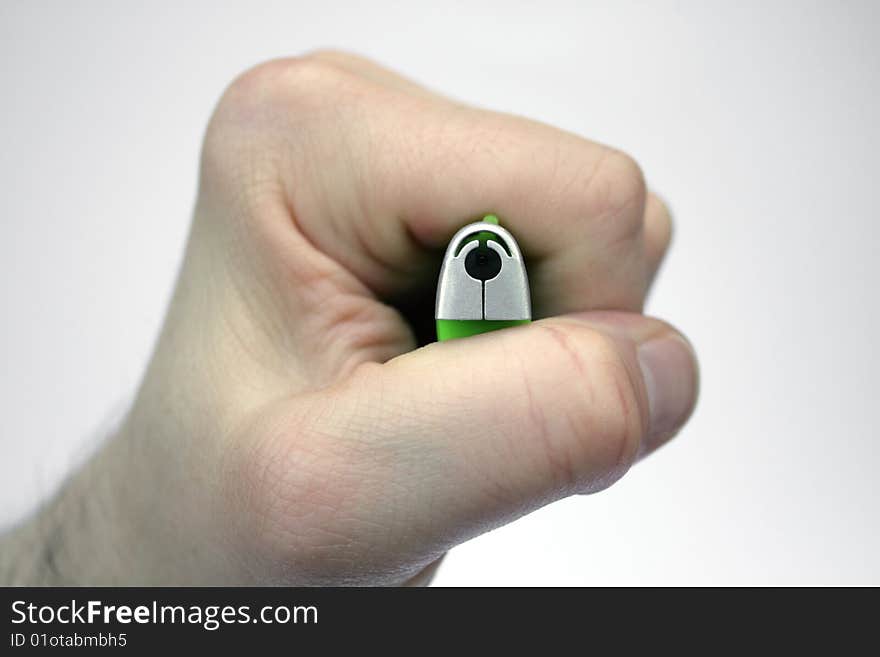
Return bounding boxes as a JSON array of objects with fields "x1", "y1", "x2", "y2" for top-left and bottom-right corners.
[{"x1": 211, "y1": 53, "x2": 653, "y2": 317}]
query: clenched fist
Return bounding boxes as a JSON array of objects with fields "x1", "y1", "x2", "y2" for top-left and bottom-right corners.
[{"x1": 2, "y1": 52, "x2": 698, "y2": 586}]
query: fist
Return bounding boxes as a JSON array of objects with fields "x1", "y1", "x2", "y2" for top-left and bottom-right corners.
[{"x1": 73, "y1": 51, "x2": 698, "y2": 585}]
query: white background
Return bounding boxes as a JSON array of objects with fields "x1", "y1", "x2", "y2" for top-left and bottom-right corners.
[{"x1": 1, "y1": 1, "x2": 878, "y2": 585}]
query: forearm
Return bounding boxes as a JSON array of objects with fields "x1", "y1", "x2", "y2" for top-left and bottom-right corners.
[
  {"x1": 0, "y1": 442, "x2": 133, "y2": 586},
  {"x1": 1, "y1": 499, "x2": 67, "y2": 586}
]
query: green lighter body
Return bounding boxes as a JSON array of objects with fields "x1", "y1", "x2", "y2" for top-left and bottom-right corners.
[{"x1": 435, "y1": 215, "x2": 532, "y2": 341}]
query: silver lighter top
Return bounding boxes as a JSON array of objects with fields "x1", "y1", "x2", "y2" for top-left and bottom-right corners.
[{"x1": 435, "y1": 220, "x2": 531, "y2": 321}]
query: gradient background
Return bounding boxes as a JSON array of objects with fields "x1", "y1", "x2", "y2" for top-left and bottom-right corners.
[{"x1": 1, "y1": 0, "x2": 877, "y2": 585}]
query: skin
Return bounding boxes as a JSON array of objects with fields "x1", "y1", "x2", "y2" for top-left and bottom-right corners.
[{"x1": 0, "y1": 51, "x2": 699, "y2": 586}]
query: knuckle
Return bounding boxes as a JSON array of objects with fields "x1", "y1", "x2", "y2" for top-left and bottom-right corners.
[
  {"x1": 648, "y1": 191, "x2": 672, "y2": 222},
  {"x1": 605, "y1": 148, "x2": 648, "y2": 211},
  {"x1": 581, "y1": 329, "x2": 645, "y2": 474},
  {"x1": 585, "y1": 147, "x2": 648, "y2": 239},
  {"x1": 647, "y1": 192, "x2": 674, "y2": 249},
  {"x1": 533, "y1": 323, "x2": 644, "y2": 489},
  {"x1": 300, "y1": 48, "x2": 362, "y2": 69},
  {"x1": 218, "y1": 55, "x2": 353, "y2": 117},
  {"x1": 201, "y1": 54, "x2": 368, "y2": 213}
]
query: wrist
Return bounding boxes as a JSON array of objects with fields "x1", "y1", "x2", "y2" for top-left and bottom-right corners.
[{"x1": 0, "y1": 429, "x2": 146, "y2": 586}]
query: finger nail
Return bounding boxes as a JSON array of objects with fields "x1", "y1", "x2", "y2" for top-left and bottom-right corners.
[{"x1": 637, "y1": 334, "x2": 698, "y2": 452}]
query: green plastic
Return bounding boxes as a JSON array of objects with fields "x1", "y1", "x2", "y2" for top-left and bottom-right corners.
[
  {"x1": 437, "y1": 318, "x2": 530, "y2": 341},
  {"x1": 436, "y1": 214, "x2": 531, "y2": 341}
]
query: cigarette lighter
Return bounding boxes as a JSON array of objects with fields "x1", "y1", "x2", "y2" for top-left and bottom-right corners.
[{"x1": 435, "y1": 214, "x2": 532, "y2": 341}]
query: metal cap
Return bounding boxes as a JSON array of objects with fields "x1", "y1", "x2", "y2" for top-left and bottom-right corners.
[{"x1": 435, "y1": 221, "x2": 531, "y2": 321}]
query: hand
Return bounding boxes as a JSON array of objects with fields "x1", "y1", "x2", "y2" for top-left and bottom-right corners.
[{"x1": 2, "y1": 51, "x2": 698, "y2": 585}]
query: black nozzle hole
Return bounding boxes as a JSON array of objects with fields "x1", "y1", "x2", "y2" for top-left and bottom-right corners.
[{"x1": 464, "y1": 246, "x2": 503, "y2": 281}]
